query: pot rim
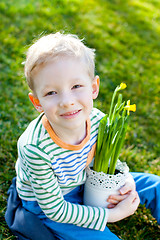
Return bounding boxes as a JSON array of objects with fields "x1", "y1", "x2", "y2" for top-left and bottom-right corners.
[{"x1": 85, "y1": 160, "x2": 129, "y2": 190}]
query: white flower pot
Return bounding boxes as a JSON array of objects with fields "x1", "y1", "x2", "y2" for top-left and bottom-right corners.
[{"x1": 83, "y1": 160, "x2": 129, "y2": 208}]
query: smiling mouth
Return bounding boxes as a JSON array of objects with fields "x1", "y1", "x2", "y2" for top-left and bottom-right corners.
[{"x1": 60, "y1": 110, "x2": 81, "y2": 118}]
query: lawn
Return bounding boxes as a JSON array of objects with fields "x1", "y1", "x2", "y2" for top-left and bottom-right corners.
[{"x1": 0, "y1": 0, "x2": 160, "y2": 239}]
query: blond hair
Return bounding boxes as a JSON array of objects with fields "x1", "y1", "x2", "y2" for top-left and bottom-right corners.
[{"x1": 24, "y1": 32, "x2": 95, "y2": 91}]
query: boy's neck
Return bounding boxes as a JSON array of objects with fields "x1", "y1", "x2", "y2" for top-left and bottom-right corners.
[{"x1": 50, "y1": 122, "x2": 87, "y2": 146}]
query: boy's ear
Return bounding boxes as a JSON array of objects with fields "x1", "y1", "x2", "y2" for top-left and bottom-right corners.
[
  {"x1": 28, "y1": 93, "x2": 43, "y2": 113},
  {"x1": 92, "y1": 75, "x2": 100, "y2": 100}
]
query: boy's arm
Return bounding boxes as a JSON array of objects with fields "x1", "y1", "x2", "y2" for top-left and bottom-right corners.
[
  {"x1": 20, "y1": 144, "x2": 108, "y2": 231},
  {"x1": 107, "y1": 173, "x2": 136, "y2": 208},
  {"x1": 107, "y1": 190, "x2": 140, "y2": 222}
]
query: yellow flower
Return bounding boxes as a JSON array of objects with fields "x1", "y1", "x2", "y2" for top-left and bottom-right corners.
[
  {"x1": 124, "y1": 100, "x2": 136, "y2": 115},
  {"x1": 120, "y1": 83, "x2": 127, "y2": 90}
]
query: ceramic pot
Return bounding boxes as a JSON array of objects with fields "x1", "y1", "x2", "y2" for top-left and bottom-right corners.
[{"x1": 83, "y1": 160, "x2": 129, "y2": 208}]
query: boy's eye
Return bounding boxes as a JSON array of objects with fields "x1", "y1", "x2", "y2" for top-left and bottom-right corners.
[
  {"x1": 72, "y1": 85, "x2": 82, "y2": 89},
  {"x1": 46, "y1": 91, "x2": 57, "y2": 96}
]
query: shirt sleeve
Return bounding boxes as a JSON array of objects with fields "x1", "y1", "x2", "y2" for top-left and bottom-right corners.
[{"x1": 22, "y1": 144, "x2": 108, "y2": 231}]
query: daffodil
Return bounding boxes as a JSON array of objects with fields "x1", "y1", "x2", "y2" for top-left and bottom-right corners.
[
  {"x1": 109, "y1": 83, "x2": 127, "y2": 120},
  {"x1": 94, "y1": 84, "x2": 136, "y2": 175},
  {"x1": 120, "y1": 82, "x2": 127, "y2": 90},
  {"x1": 124, "y1": 100, "x2": 136, "y2": 115}
]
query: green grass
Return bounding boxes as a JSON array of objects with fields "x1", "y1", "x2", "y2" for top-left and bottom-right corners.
[{"x1": 0, "y1": 0, "x2": 160, "y2": 239}]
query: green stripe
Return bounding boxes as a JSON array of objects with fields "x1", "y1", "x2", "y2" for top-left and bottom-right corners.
[
  {"x1": 54, "y1": 149, "x2": 70, "y2": 156},
  {"x1": 50, "y1": 149, "x2": 70, "y2": 158},
  {"x1": 61, "y1": 202, "x2": 69, "y2": 222},
  {"x1": 56, "y1": 202, "x2": 69, "y2": 222},
  {"x1": 91, "y1": 127, "x2": 98, "y2": 135},
  {"x1": 39, "y1": 136, "x2": 51, "y2": 144},
  {"x1": 91, "y1": 121, "x2": 99, "y2": 129},
  {"x1": 26, "y1": 163, "x2": 48, "y2": 172},
  {"x1": 34, "y1": 191, "x2": 53, "y2": 196},
  {"x1": 45, "y1": 201, "x2": 64, "y2": 216},
  {"x1": 93, "y1": 208, "x2": 100, "y2": 229},
  {"x1": 30, "y1": 118, "x2": 41, "y2": 144},
  {"x1": 78, "y1": 206, "x2": 85, "y2": 225},
  {"x1": 33, "y1": 178, "x2": 55, "y2": 186},
  {"x1": 37, "y1": 123, "x2": 42, "y2": 141},
  {"x1": 72, "y1": 205, "x2": 79, "y2": 224},
  {"x1": 87, "y1": 207, "x2": 95, "y2": 228},
  {"x1": 25, "y1": 160, "x2": 47, "y2": 167},
  {"x1": 91, "y1": 115, "x2": 97, "y2": 121},
  {"x1": 24, "y1": 155, "x2": 40, "y2": 160},
  {"x1": 54, "y1": 208, "x2": 65, "y2": 221},
  {"x1": 48, "y1": 147, "x2": 62, "y2": 156},
  {"x1": 81, "y1": 206, "x2": 91, "y2": 227},
  {"x1": 31, "y1": 178, "x2": 57, "y2": 186},
  {"x1": 36, "y1": 194, "x2": 58, "y2": 201},
  {"x1": 33, "y1": 183, "x2": 59, "y2": 194},
  {"x1": 29, "y1": 169, "x2": 52, "y2": 177},
  {"x1": 18, "y1": 180, "x2": 30, "y2": 187},
  {"x1": 39, "y1": 197, "x2": 62, "y2": 206},
  {"x1": 35, "y1": 189, "x2": 60, "y2": 201},
  {"x1": 99, "y1": 208, "x2": 106, "y2": 230},
  {"x1": 17, "y1": 187, "x2": 33, "y2": 193},
  {"x1": 20, "y1": 168, "x2": 29, "y2": 180},
  {"x1": 24, "y1": 157, "x2": 48, "y2": 168},
  {"x1": 19, "y1": 148, "x2": 24, "y2": 159},
  {"x1": 31, "y1": 115, "x2": 43, "y2": 143},
  {"x1": 33, "y1": 181, "x2": 57, "y2": 190},
  {"x1": 26, "y1": 162, "x2": 50, "y2": 172},
  {"x1": 66, "y1": 204, "x2": 74, "y2": 223},
  {"x1": 42, "y1": 142, "x2": 57, "y2": 151},
  {"x1": 60, "y1": 184, "x2": 80, "y2": 189},
  {"x1": 19, "y1": 193, "x2": 35, "y2": 199},
  {"x1": 25, "y1": 146, "x2": 51, "y2": 164}
]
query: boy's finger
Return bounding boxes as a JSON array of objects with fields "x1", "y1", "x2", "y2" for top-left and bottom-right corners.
[
  {"x1": 125, "y1": 190, "x2": 139, "y2": 204},
  {"x1": 107, "y1": 194, "x2": 127, "y2": 204},
  {"x1": 119, "y1": 176, "x2": 136, "y2": 195},
  {"x1": 132, "y1": 192, "x2": 140, "y2": 204},
  {"x1": 107, "y1": 203, "x2": 116, "y2": 209},
  {"x1": 119, "y1": 182, "x2": 133, "y2": 195}
]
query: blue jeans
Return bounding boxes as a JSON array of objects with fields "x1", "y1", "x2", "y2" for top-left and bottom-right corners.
[
  {"x1": 21, "y1": 172, "x2": 160, "y2": 240},
  {"x1": 131, "y1": 172, "x2": 160, "y2": 223}
]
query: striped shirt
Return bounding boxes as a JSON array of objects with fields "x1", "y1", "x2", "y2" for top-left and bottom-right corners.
[{"x1": 16, "y1": 108, "x2": 109, "y2": 231}]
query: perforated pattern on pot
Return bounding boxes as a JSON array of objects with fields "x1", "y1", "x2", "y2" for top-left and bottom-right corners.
[{"x1": 85, "y1": 160, "x2": 129, "y2": 190}]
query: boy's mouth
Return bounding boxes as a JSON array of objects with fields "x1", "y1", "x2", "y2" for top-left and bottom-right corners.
[{"x1": 60, "y1": 110, "x2": 81, "y2": 119}]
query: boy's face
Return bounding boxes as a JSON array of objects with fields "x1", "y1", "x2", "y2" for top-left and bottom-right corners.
[{"x1": 29, "y1": 57, "x2": 99, "y2": 137}]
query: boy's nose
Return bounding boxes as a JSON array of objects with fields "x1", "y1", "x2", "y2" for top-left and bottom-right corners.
[
  {"x1": 59, "y1": 93, "x2": 74, "y2": 108},
  {"x1": 59, "y1": 101, "x2": 74, "y2": 108}
]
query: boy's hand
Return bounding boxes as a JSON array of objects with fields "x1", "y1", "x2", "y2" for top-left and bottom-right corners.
[
  {"x1": 107, "y1": 173, "x2": 136, "y2": 208},
  {"x1": 107, "y1": 190, "x2": 140, "y2": 222}
]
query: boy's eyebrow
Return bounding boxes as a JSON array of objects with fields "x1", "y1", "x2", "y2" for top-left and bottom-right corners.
[
  {"x1": 41, "y1": 85, "x2": 54, "y2": 94},
  {"x1": 71, "y1": 77, "x2": 86, "y2": 82}
]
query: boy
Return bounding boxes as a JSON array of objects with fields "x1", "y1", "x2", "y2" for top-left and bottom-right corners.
[{"x1": 6, "y1": 33, "x2": 160, "y2": 240}]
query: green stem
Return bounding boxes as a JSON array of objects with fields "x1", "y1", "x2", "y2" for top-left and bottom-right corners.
[{"x1": 108, "y1": 87, "x2": 119, "y2": 121}]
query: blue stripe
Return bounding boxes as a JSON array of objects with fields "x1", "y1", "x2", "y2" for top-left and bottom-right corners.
[
  {"x1": 54, "y1": 143, "x2": 90, "y2": 159},
  {"x1": 58, "y1": 168, "x2": 85, "y2": 184},
  {"x1": 51, "y1": 139, "x2": 96, "y2": 166},
  {"x1": 58, "y1": 158, "x2": 86, "y2": 173},
  {"x1": 52, "y1": 157, "x2": 86, "y2": 176},
  {"x1": 56, "y1": 151, "x2": 88, "y2": 167}
]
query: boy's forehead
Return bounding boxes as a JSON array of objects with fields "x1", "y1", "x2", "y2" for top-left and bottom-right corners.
[{"x1": 33, "y1": 56, "x2": 90, "y2": 78}]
